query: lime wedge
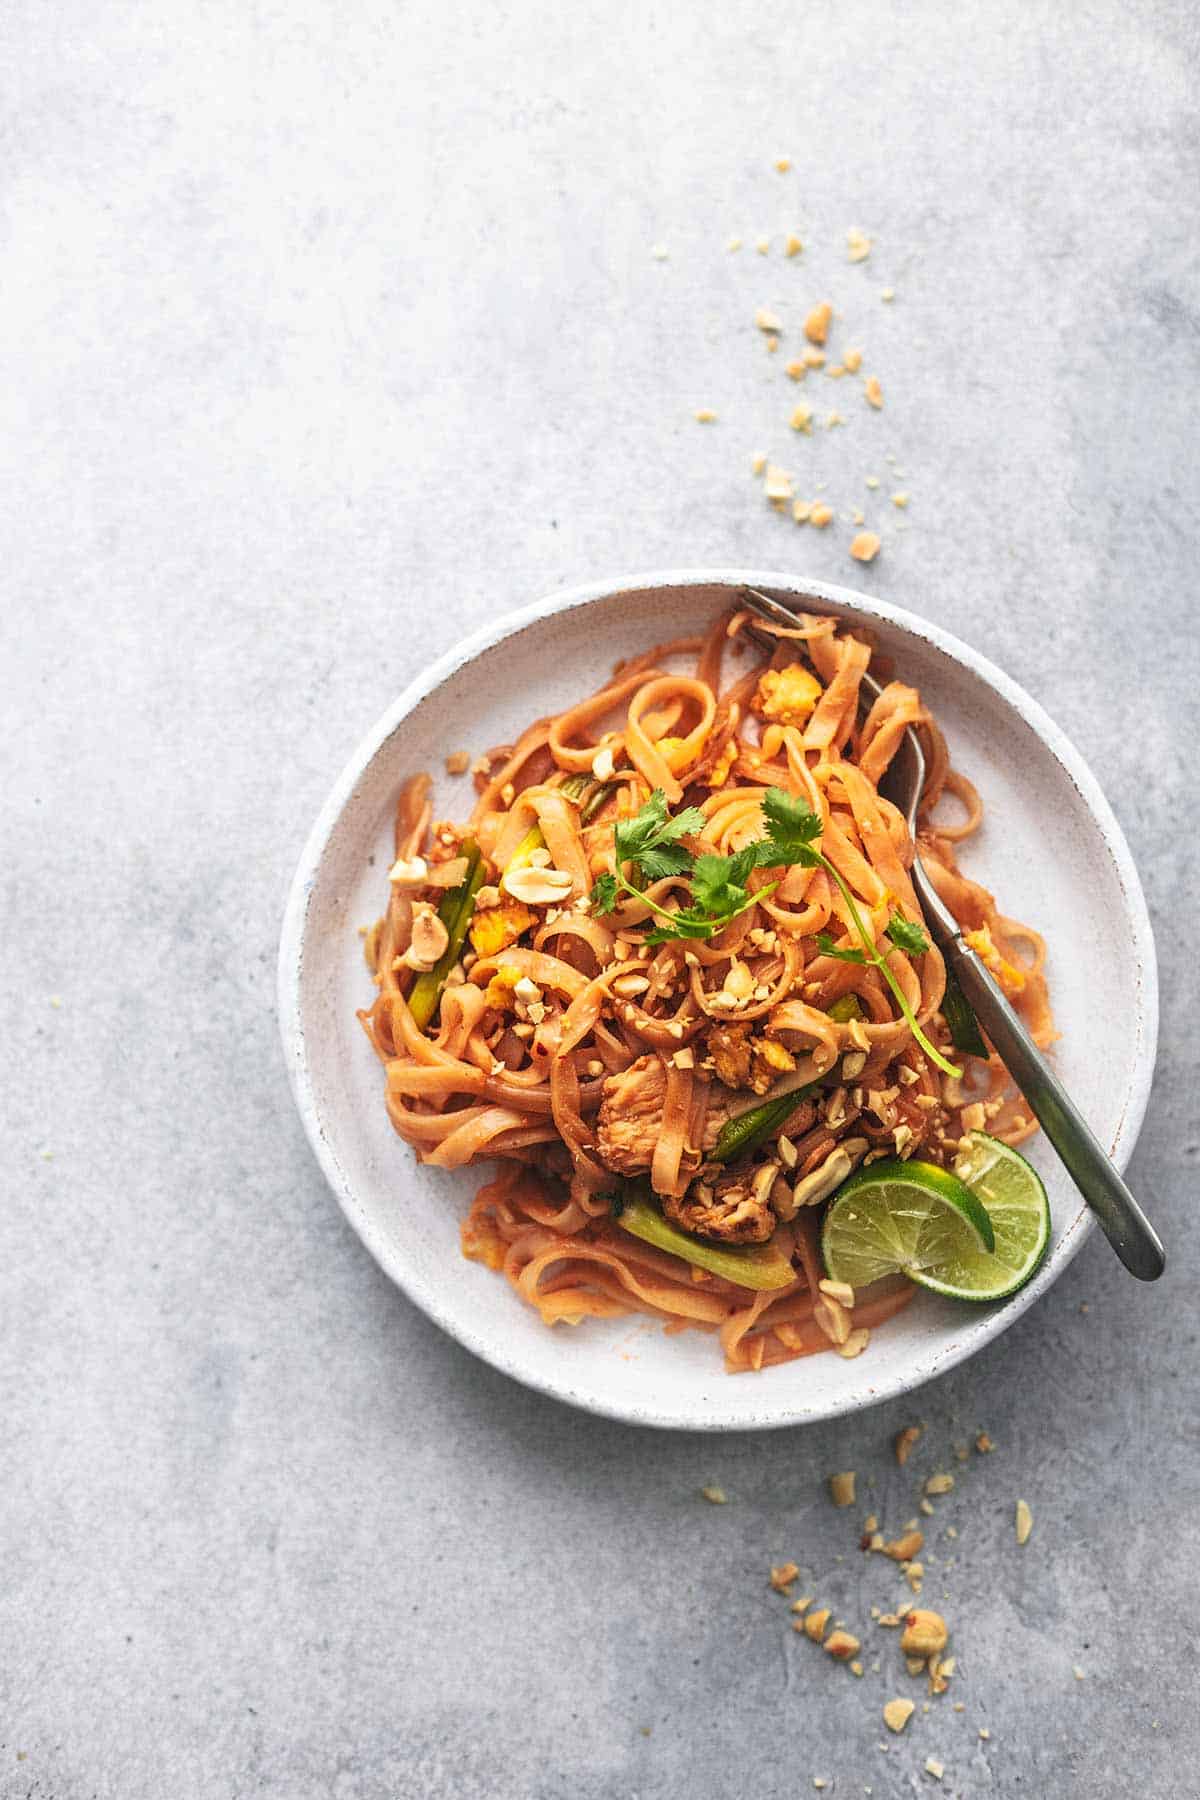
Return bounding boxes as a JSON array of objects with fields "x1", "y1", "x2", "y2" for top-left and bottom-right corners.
[
  {"x1": 822, "y1": 1136, "x2": 1051, "y2": 1301},
  {"x1": 945, "y1": 1131, "x2": 1051, "y2": 1300},
  {"x1": 821, "y1": 1160, "x2": 996, "y2": 1295}
]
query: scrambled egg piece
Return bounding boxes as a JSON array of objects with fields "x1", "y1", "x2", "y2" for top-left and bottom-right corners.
[
  {"x1": 469, "y1": 898, "x2": 536, "y2": 959},
  {"x1": 706, "y1": 740, "x2": 738, "y2": 788},
  {"x1": 483, "y1": 965, "x2": 524, "y2": 1011},
  {"x1": 709, "y1": 1024, "x2": 797, "y2": 1093},
  {"x1": 964, "y1": 924, "x2": 1026, "y2": 996},
  {"x1": 654, "y1": 735, "x2": 696, "y2": 774},
  {"x1": 754, "y1": 663, "x2": 822, "y2": 727}
]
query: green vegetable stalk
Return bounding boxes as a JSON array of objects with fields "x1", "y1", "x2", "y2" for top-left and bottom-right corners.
[
  {"x1": 407, "y1": 841, "x2": 486, "y2": 1029},
  {"x1": 711, "y1": 1085, "x2": 817, "y2": 1165},
  {"x1": 614, "y1": 1188, "x2": 796, "y2": 1290},
  {"x1": 940, "y1": 968, "x2": 988, "y2": 1058}
]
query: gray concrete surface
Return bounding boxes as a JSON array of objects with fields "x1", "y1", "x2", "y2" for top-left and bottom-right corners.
[{"x1": 3, "y1": 3, "x2": 1198, "y2": 1796}]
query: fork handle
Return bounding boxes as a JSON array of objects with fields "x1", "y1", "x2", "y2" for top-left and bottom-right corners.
[{"x1": 943, "y1": 936, "x2": 1164, "y2": 1280}]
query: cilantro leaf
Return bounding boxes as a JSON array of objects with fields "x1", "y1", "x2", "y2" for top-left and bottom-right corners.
[
  {"x1": 613, "y1": 790, "x2": 705, "y2": 874},
  {"x1": 816, "y1": 931, "x2": 867, "y2": 965},
  {"x1": 589, "y1": 873, "x2": 619, "y2": 915},
  {"x1": 636, "y1": 840, "x2": 695, "y2": 883},
  {"x1": 689, "y1": 852, "x2": 751, "y2": 916},
  {"x1": 884, "y1": 912, "x2": 930, "y2": 955},
  {"x1": 757, "y1": 786, "x2": 824, "y2": 867}
]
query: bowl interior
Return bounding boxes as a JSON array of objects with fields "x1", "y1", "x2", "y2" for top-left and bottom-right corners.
[{"x1": 281, "y1": 576, "x2": 1155, "y2": 1429}]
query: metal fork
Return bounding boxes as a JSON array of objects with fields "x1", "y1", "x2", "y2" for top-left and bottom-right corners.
[{"x1": 741, "y1": 585, "x2": 1164, "y2": 1280}]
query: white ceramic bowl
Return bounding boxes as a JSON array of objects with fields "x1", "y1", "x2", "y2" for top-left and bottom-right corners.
[{"x1": 279, "y1": 571, "x2": 1157, "y2": 1430}]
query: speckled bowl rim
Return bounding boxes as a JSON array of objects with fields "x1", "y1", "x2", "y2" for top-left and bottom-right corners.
[{"x1": 278, "y1": 569, "x2": 1158, "y2": 1430}]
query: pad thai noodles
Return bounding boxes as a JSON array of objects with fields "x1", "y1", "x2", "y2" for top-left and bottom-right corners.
[{"x1": 359, "y1": 605, "x2": 1054, "y2": 1373}]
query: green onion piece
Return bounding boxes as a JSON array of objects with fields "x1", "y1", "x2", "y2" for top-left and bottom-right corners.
[
  {"x1": 827, "y1": 993, "x2": 864, "y2": 1024},
  {"x1": 507, "y1": 825, "x2": 544, "y2": 870},
  {"x1": 711, "y1": 1082, "x2": 818, "y2": 1165},
  {"x1": 941, "y1": 968, "x2": 989, "y2": 1058},
  {"x1": 615, "y1": 1188, "x2": 796, "y2": 1291},
  {"x1": 407, "y1": 841, "x2": 486, "y2": 1029},
  {"x1": 579, "y1": 780, "x2": 616, "y2": 826}
]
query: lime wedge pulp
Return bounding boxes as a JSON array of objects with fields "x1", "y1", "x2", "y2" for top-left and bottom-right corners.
[
  {"x1": 821, "y1": 1160, "x2": 995, "y2": 1294},
  {"x1": 945, "y1": 1130, "x2": 1052, "y2": 1300}
]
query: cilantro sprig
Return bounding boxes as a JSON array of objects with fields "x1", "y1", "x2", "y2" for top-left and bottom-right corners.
[
  {"x1": 590, "y1": 784, "x2": 961, "y2": 1077},
  {"x1": 590, "y1": 790, "x2": 773, "y2": 943}
]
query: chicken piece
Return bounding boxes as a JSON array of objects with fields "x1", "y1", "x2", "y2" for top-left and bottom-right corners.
[
  {"x1": 709, "y1": 1023, "x2": 754, "y2": 1090},
  {"x1": 595, "y1": 1054, "x2": 667, "y2": 1176},
  {"x1": 468, "y1": 897, "x2": 536, "y2": 959},
  {"x1": 663, "y1": 1167, "x2": 775, "y2": 1243},
  {"x1": 754, "y1": 663, "x2": 822, "y2": 728}
]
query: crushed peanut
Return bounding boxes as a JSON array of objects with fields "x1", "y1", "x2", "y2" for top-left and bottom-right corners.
[
  {"x1": 819, "y1": 1279, "x2": 856, "y2": 1308},
  {"x1": 789, "y1": 401, "x2": 814, "y2": 434},
  {"x1": 844, "y1": 347, "x2": 863, "y2": 373},
  {"x1": 755, "y1": 306, "x2": 783, "y2": 334},
  {"x1": 829, "y1": 1471, "x2": 857, "y2": 1507},
  {"x1": 883, "y1": 1530, "x2": 924, "y2": 1562},
  {"x1": 1015, "y1": 1499, "x2": 1033, "y2": 1545},
  {"x1": 824, "y1": 1629, "x2": 861, "y2": 1660},
  {"x1": 864, "y1": 375, "x2": 884, "y2": 409},
  {"x1": 847, "y1": 227, "x2": 872, "y2": 262},
  {"x1": 891, "y1": 491, "x2": 910, "y2": 509},
  {"x1": 883, "y1": 1698, "x2": 914, "y2": 1734},
  {"x1": 804, "y1": 1607, "x2": 832, "y2": 1643},
  {"x1": 850, "y1": 530, "x2": 881, "y2": 564},
  {"x1": 804, "y1": 301, "x2": 833, "y2": 345},
  {"x1": 809, "y1": 502, "x2": 834, "y2": 528},
  {"x1": 700, "y1": 1485, "x2": 727, "y2": 1504},
  {"x1": 388, "y1": 854, "x2": 428, "y2": 887},
  {"x1": 770, "y1": 1562, "x2": 801, "y2": 1592},
  {"x1": 894, "y1": 1425, "x2": 922, "y2": 1466},
  {"x1": 975, "y1": 1432, "x2": 994, "y2": 1454},
  {"x1": 694, "y1": 408, "x2": 718, "y2": 423},
  {"x1": 444, "y1": 750, "x2": 471, "y2": 775},
  {"x1": 837, "y1": 1328, "x2": 870, "y2": 1358},
  {"x1": 815, "y1": 1295, "x2": 852, "y2": 1346},
  {"x1": 924, "y1": 1473, "x2": 955, "y2": 1497},
  {"x1": 785, "y1": 234, "x2": 803, "y2": 257},
  {"x1": 900, "y1": 1610, "x2": 948, "y2": 1657}
]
